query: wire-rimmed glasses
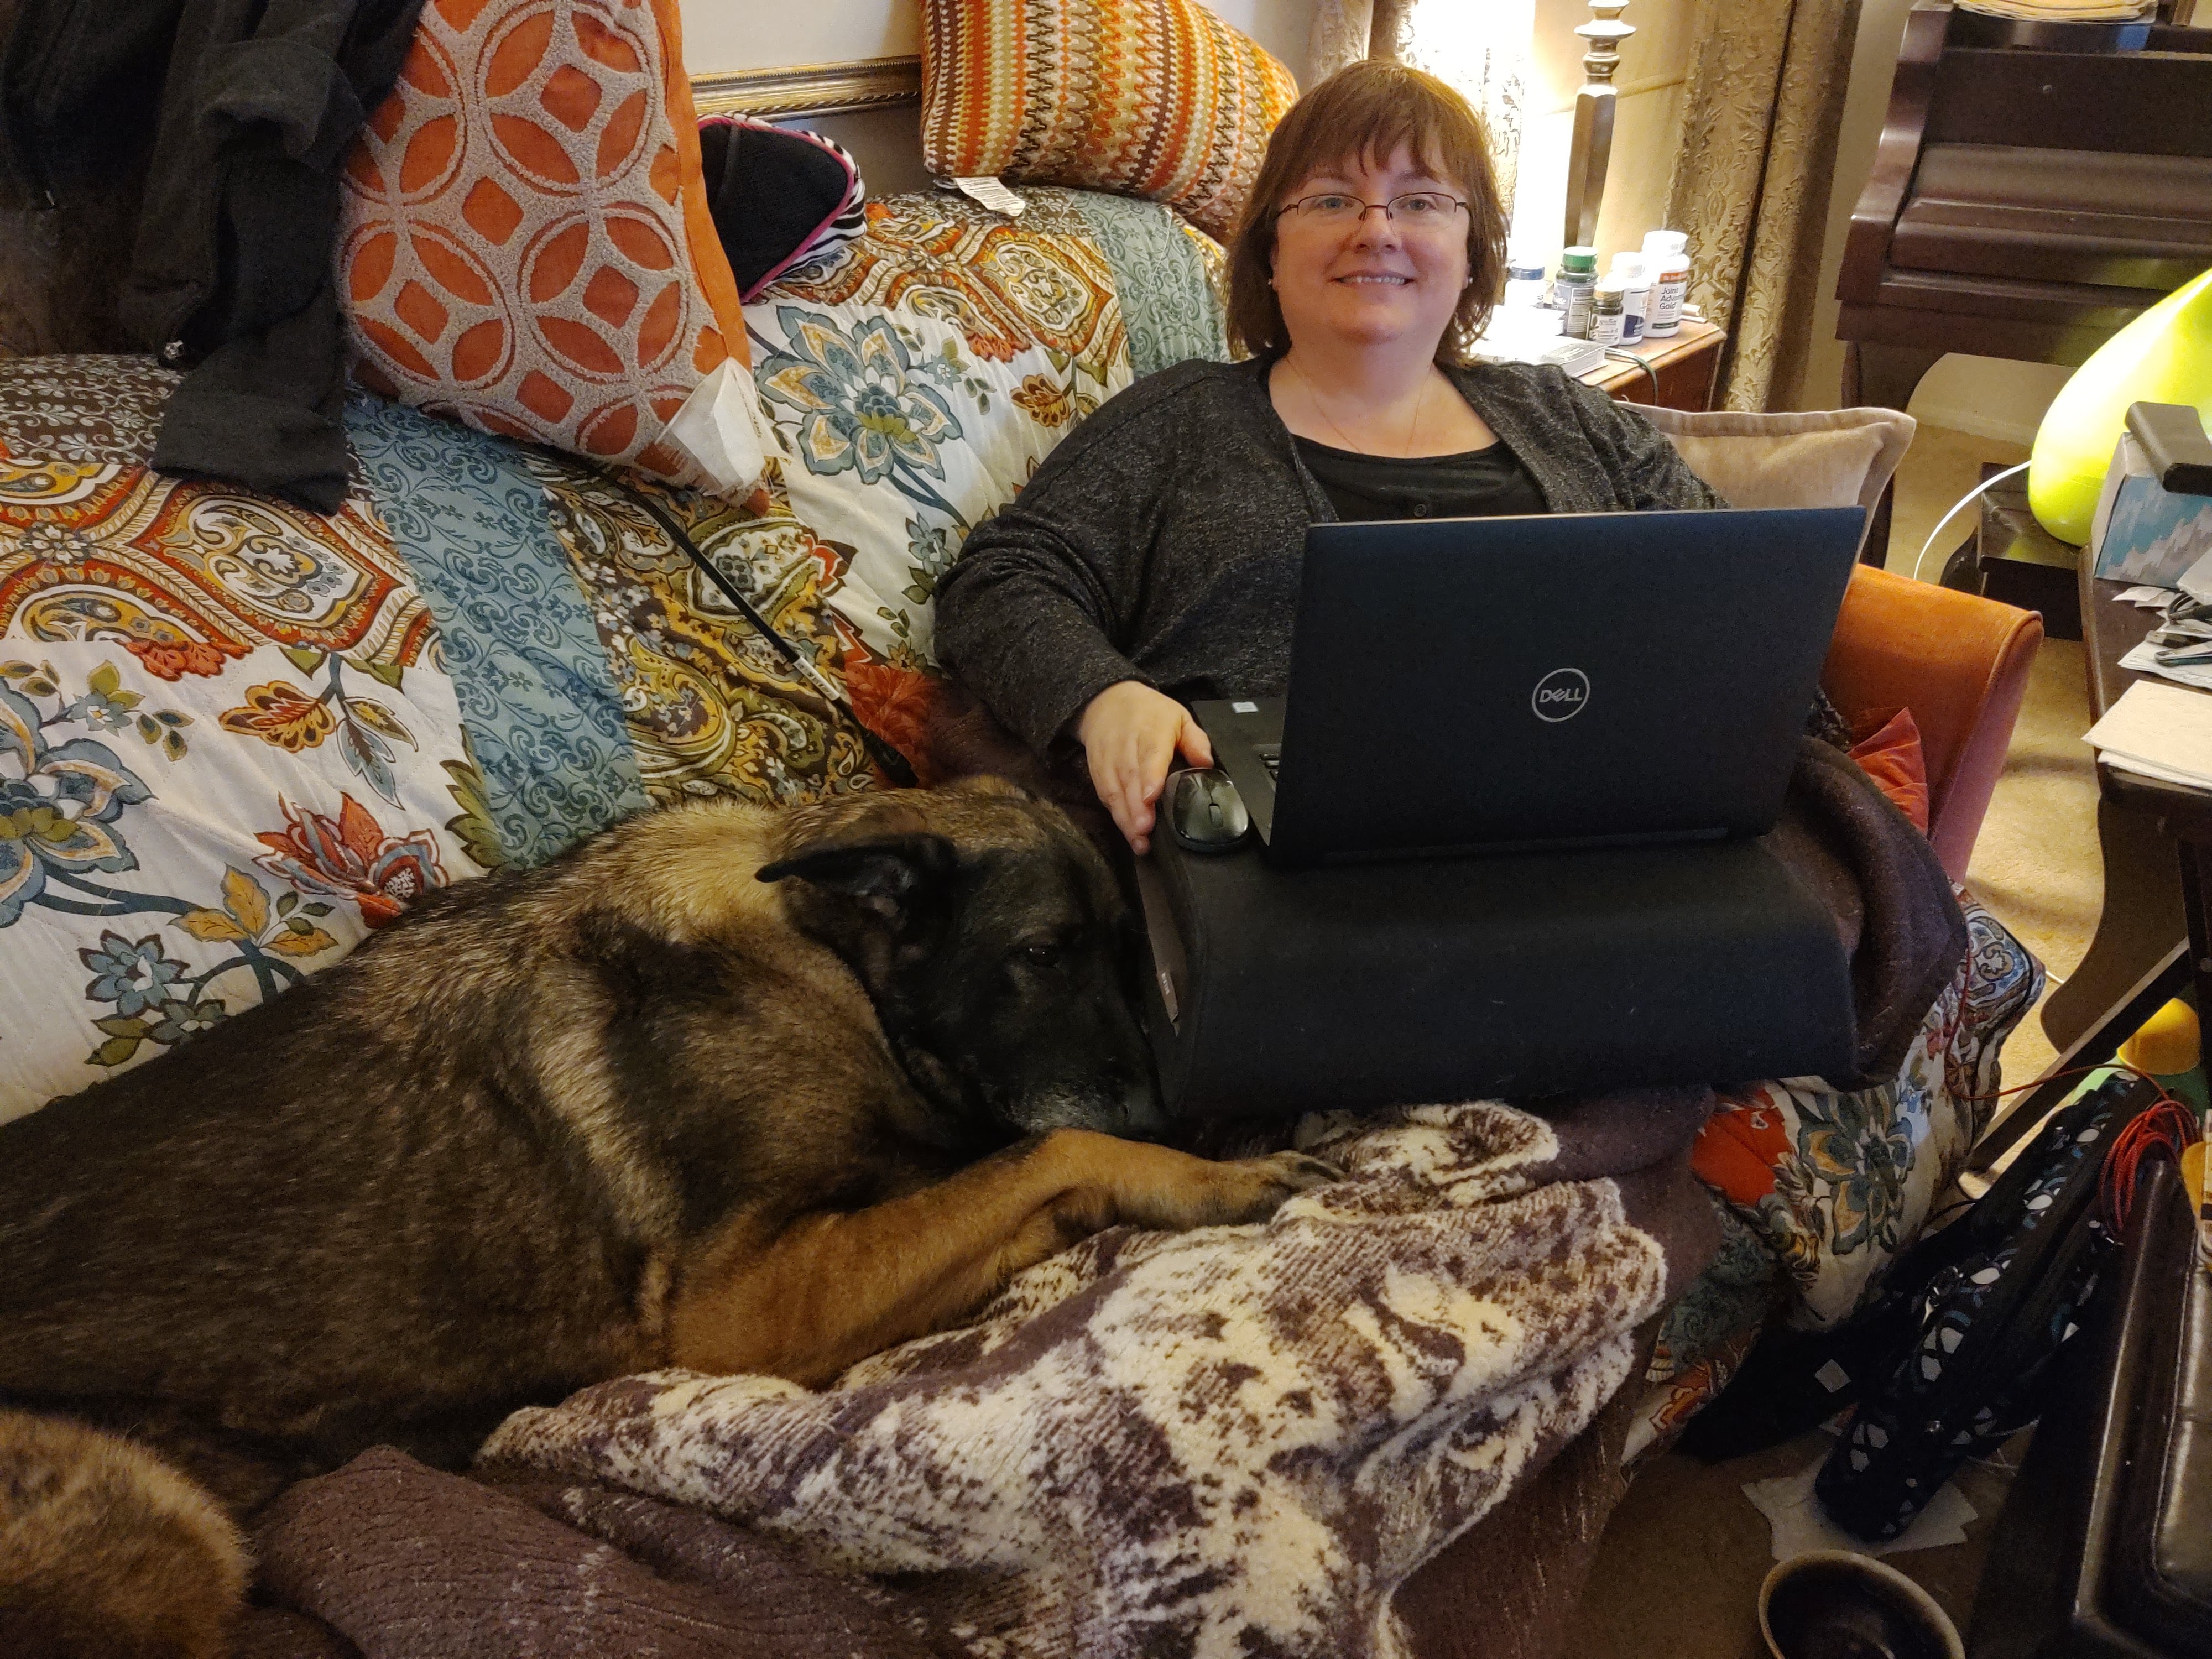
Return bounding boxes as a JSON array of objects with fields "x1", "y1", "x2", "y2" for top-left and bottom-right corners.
[{"x1": 1276, "y1": 192, "x2": 1469, "y2": 228}]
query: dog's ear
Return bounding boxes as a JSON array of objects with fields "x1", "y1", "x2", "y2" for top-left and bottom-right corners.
[{"x1": 758, "y1": 833, "x2": 959, "y2": 927}]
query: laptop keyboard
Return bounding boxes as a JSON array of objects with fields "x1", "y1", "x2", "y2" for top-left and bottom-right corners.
[{"x1": 1256, "y1": 744, "x2": 1281, "y2": 780}]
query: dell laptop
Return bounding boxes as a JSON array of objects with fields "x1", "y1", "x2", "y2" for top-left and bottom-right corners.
[{"x1": 1191, "y1": 505, "x2": 1866, "y2": 865}]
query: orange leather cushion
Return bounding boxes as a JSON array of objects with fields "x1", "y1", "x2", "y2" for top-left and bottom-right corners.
[
  {"x1": 338, "y1": 0, "x2": 747, "y2": 481},
  {"x1": 1848, "y1": 706, "x2": 1931, "y2": 833}
]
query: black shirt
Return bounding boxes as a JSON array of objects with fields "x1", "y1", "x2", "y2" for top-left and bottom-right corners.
[{"x1": 1293, "y1": 434, "x2": 1550, "y2": 523}]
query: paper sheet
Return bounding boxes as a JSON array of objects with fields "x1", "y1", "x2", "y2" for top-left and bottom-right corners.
[
  {"x1": 2119, "y1": 640, "x2": 2212, "y2": 697},
  {"x1": 1958, "y1": 0, "x2": 2150, "y2": 17},
  {"x1": 2087, "y1": 679, "x2": 2212, "y2": 782},
  {"x1": 2105, "y1": 753, "x2": 2212, "y2": 796},
  {"x1": 2119, "y1": 585, "x2": 2178, "y2": 609},
  {"x1": 1743, "y1": 1447, "x2": 1977, "y2": 1562}
]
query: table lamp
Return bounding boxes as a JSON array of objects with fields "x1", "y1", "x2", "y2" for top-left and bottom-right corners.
[{"x1": 2029, "y1": 266, "x2": 2212, "y2": 545}]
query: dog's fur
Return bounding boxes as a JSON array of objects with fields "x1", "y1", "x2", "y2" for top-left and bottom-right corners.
[
  {"x1": 0, "y1": 778, "x2": 1334, "y2": 1652},
  {"x1": 0, "y1": 1414, "x2": 248, "y2": 1659}
]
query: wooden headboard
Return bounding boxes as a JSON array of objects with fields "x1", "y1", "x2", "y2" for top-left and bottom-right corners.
[{"x1": 691, "y1": 55, "x2": 922, "y2": 122}]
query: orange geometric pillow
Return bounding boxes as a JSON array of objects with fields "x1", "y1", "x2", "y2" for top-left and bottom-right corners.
[
  {"x1": 918, "y1": 0, "x2": 1298, "y2": 241},
  {"x1": 338, "y1": 0, "x2": 754, "y2": 486}
]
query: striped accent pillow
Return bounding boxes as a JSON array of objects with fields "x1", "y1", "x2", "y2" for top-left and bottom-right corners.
[{"x1": 919, "y1": 0, "x2": 1298, "y2": 241}]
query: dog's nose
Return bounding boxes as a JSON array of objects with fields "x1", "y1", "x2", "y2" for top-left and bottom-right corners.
[{"x1": 1117, "y1": 1078, "x2": 1170, "y2": 1141}]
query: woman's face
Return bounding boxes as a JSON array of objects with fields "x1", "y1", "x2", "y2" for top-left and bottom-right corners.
[{"x1": 1270, "y1": 143, "x2": 1471, "y2": 359}]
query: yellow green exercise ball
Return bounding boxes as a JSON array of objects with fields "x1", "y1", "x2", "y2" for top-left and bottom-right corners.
[{"x1": 2029, "y1": 265, "x2": 2212, "y2": 545}]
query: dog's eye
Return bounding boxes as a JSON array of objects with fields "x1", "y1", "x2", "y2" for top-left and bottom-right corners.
[{"x1": 1020, "y1": 943, "x2": 1062, "y2": 969}]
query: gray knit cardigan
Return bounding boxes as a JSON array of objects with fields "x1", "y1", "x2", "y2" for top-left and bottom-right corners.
[{"x1": 933, "y1": 354, "x2": 1726, "y2": 757}]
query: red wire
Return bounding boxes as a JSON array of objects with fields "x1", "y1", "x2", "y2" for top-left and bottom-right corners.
[
  {"x1": 2100, "y1": 1098, "x2": 2202, "y2": 1239},
  {"x1": 1956, "y1": 1059, "x2": 2173, "y2": 1107},
  {"x1": 1957, "y1": 1061, "x2": 2203, "y2": 1240}
]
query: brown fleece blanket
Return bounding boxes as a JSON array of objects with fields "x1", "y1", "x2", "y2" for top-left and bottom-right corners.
[
  {"x1": 1772, "y1": 738, "x2": 1968, "y2": 1086},
  {"x1": 246, "y1": 1089, "x2": 1720, "y2": 1659}
]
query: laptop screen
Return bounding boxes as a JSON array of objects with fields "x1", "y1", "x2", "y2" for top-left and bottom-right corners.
[{"x1": 1263, "y1": 506, "x2": 1865, "y2": 863}]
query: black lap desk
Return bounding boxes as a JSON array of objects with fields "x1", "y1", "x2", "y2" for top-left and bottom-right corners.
[{"x1": 1130, "y1": 830, "x2": 1858, "y2": 1120}]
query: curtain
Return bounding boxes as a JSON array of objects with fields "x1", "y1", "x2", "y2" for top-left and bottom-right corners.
[
  {"x1": 1666, "y1": 0, "x2": 1863, "y2": 411},
  {"x1": 1305, "y1": 0, "x2": 1532, "y2": 220}
]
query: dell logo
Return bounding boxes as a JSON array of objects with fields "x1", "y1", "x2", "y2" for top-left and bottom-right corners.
[{"x1": 1531, "y1": 667, "x2": 1590, "y2": 723}]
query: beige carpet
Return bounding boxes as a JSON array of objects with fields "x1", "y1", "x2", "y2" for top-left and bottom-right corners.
[
  {"x1": 1883, "y1": 425, "x2": 2103, "y2": 1086},
  {"x1": 1568, "y1": 425, "x2": 2105, "y2": 1657},
  {"x1": 1566, "y1": 1428, "x2": 2032, "y2": 1658}
]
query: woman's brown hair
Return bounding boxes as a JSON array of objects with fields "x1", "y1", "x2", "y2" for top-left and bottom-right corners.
[{"x1": 1224, "y1": 60, "x2": 1511, "y2": 366}]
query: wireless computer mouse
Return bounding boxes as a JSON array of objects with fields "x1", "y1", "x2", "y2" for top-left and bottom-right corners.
[{"x1": 1165, "y1": 768, "x2": 1251, "y2": 852}]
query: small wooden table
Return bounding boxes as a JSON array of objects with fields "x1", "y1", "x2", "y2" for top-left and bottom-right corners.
[
  {"x1": 1972, "y1": 569, "x2": 2204, "y2": 1170},
  {"x1": 1579, "y1": 316, "x2": 1725, "y2": 412},
  {"x1": 2038, "y1": 573, "x2": 2209, "y2": 1045}
]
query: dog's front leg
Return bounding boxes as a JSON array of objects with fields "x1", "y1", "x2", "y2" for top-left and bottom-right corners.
[{"x1": 667, "y1": 1131, "x2": 1337, "y2": 1386}]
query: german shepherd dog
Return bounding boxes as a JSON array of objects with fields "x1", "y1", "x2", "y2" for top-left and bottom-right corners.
[{"x1": 0, "y1": 778, "x2": 1337, "y2": 1658}]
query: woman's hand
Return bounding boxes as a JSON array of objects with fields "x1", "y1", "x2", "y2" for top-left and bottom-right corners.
[{"x1": 1076, "y1": 681, "x2": 1215, "y2": 855}]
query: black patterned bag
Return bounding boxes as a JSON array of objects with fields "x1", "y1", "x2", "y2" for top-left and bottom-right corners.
[{"x1": 1813, "y1": 1071, "x2": 2162, "y2": 1541}]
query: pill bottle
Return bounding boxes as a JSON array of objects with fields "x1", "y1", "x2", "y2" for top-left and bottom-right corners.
[
  {"x1": 1554, "y1": 247, "x2": 1598, "y2": 337},
  {"x1": 1503, "y1": 259, "x2": 1547, "y2": 308},
  {"x1": 1608, "y1": 253, "x2": 1651, "y2": 344},
  {"x1": 1641, "y1": 230, "x2": 1691, "y2": 337},
  {"x1": 1588, "y1": 279, "x2": 1627, "y2": 347}
]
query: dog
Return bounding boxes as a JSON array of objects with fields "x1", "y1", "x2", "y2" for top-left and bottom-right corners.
[{"x1": 0, "y1": 777, "x2": 1336, "y2": 1656}]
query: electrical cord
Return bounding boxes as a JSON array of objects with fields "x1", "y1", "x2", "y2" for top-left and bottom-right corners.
[
  {"x1": 1603, "y1": 348, "x2": 1661, "y2": 403},
  {"x1": 2099, "y1": 1096, "x2": 2200, "y2": 1238},
  {"x1": 602, "y1": 471, "x2": 920, "y2": 787},
  {"x1": 1910, "y1": 460, "x2": 2032, "y2": 584},
  {"x1": 1958, "y1": 1059, "x2": 2204, "y2": 1241}
]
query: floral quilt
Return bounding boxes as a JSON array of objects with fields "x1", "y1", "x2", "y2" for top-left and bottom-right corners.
[
  {"x1": 747, "y1": 188, "x2": 1220, "y2": 670},
  {"x1": 1627, "y1": 893, "x2": 2042, "y2": 1457},
  {"x1": 0, "y1": 358, "x2": 488, "y2": 1111},
  {"x1": 0, "y1": 189, "x2": 1214, "y2": 1118}
]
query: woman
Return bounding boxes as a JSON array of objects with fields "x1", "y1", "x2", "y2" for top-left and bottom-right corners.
[{"x1": 934, "y1": 61, "x2": 1725, "y2": 854}]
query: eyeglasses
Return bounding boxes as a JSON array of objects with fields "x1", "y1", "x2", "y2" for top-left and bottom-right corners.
[{"x1": 1276, "y1": 192, "x2": 1469, "y2": 227}]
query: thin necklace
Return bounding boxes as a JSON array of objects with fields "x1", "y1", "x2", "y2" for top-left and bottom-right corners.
[{"x1": 1290, "y1": 359, "x2": 1429, "y2": 457}]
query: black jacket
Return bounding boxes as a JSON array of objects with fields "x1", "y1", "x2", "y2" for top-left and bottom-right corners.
[
  {"x1": 0, "y1": 0, "x2": 180, "y2": 207},
  {"x1": 3, "y1": 0, "x2": 424, "y2": 510},
  {"x1": 934, "y1": 356, "x2": 1728, "y2": 758}
]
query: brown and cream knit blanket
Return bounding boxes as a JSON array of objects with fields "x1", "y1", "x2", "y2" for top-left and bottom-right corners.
[{"x1": 253, "y1": 1090, "x2": 1720, "y2": 1659}]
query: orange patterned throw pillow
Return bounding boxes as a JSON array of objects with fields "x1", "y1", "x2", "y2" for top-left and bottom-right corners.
[
  {"x1": 919, "y1": 0, "x2": 1298, "y2": 241},
  {"x1": 338, "y1": 0, "x2": 760, "y2": 491}
]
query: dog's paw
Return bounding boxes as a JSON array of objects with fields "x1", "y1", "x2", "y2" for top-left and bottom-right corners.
[{"x1": 1205, "y1": 1150, "x2": 1344, "y2": 1224}]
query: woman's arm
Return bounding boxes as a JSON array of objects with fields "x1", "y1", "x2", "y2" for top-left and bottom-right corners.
[
  {"x1": 935, "y1": 366, "x2": 1220, "y2": 849},
  {"x1": 933, "y1": 502, "x2": 1149, "y2": 759},
  {"x1": 936, "y1": 507, "x2": 1212, "y2": 852},
  {"x1": 1555, "y1": 373, "x2": 1730, "y2": 511}
]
